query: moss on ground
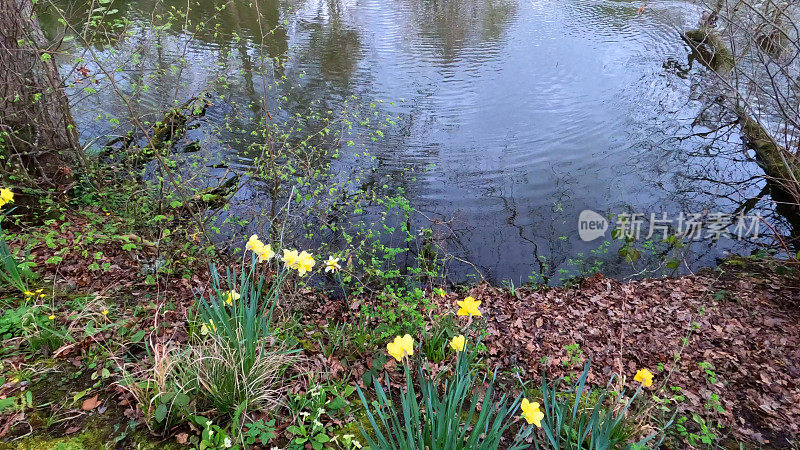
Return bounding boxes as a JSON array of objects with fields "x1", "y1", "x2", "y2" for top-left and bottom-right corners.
[{"x1": 1, "y1": 418, "x2": 177, "y2": 450}]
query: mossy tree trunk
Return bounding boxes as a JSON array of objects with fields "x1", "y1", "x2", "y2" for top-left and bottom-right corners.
[
  {"x1": 683, "y1": 16, "x2": 800, "y2": 206},
  {"x1": 0, "y1": 0, "x2": 80, "y2": 190}
]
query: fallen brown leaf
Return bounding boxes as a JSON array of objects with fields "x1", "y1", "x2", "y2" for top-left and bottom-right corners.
[{"x1": 81, "y1": 394, "x2": 102, "y2": 411}]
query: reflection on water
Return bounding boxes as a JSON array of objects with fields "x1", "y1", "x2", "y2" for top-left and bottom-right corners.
[{"x1": 53, "y1": 0, "x2": 780, "y2": 283}]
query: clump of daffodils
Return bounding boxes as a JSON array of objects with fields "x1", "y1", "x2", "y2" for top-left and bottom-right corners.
[
  {"x1": 281, "y1": 249, "x2": 315, "y2": 276},
  {"x1": 245, "y1": 235, "x2": 274, "y2": 262},
  {"x1": 373, "y1": 298, "x2": 547, "y2": 444}
]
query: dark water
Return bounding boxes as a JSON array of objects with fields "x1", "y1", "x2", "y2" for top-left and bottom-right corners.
[{"x1": 54, "y1": 0, "x2": 781, "y2": 283}]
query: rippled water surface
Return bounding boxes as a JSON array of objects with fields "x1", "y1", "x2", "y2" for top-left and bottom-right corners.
[{"x1": 58, "y1": 0, "x2": 771, "y2": 282}]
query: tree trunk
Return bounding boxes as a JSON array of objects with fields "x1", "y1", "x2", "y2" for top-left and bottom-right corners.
[{"x1": 0, "y1": 0, "x2": 79, "y2": 189}]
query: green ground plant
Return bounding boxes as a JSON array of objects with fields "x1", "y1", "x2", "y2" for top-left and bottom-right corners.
[
  {"x1": 0, "y1": 301, "x2": 73, "y2": 357},
  {"x1": 0, "y1": 241, "x2": 31, "y2": 294},
  {"x1": 420, "y1": 313, "x2": 458, "y2": 364},
  {"x1": 532, "y1": 362, "x2": 672, "y2": 449},
  {"x1": 119, "y1": 342, "x2": 196, "y2": 431},
  {"x1": 192, "y1": 250, "x2": 295, "y2": 417},
  {"x1": 356, "y1": 333, "x2": 534, "y2": 449},
  {"x1": 283, "y1": 378, "x2": 357, "y2": 449},
  {"x1": 243, "y1": 418, "x2": 277, "y2": 446},
  {"x1": 0, "y1": 221, "x2": 35, "y2": 293}
]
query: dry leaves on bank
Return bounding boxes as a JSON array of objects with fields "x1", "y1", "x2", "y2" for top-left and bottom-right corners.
[{"x1": 429, "y1": 267, "x2": 800, "y2": 445}]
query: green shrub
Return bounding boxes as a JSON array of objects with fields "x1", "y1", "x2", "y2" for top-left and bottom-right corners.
[
  {"x1": 0, "y1": 305, "x2": 30, "y2": 340},
  {"x1": 284, "y1": 379, "x2": 356, "y2": 449}
]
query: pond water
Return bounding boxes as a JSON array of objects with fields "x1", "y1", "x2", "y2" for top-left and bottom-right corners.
[{"x1": 55, "y1": 0, "x2": 782, "y2": 283}]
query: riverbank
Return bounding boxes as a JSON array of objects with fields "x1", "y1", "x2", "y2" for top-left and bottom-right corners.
[
  {"x1": 4, "y1": 0, "x2": 800, "y2": 446},
  {"x1": 0, "y1": 207, "x2": 796, "y2": 448}
]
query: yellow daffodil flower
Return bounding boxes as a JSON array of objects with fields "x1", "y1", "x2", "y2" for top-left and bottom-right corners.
[
  {"x1": 387, "y1": 340, "x2": 405, "y2": 362},
  {"x1": 23, "y1": 291, "x2": 34, "y2": 297},
  {"x1": 324, "y1": 256, "x2": 341, "y2": 273},
  {"x1": 634, "y1": 368, "x2": 654, "y2": 387},
  {"x1": 48, "y1": 315, "x2": 55, "y2": 320},
  {"x1": 224, "y1": 290, "x2": 240, "y2": 305},
  {"x1": 450, "y1": 335, "x2": 466, "y2": 352},
  {"x1": 520, "y1": 398, "x2": 544, "y2": 427},
  {"x1": 282, "y1": 249, "x2": 299, "y2": 268},
  {"x1": 35, "y1": 289, "x2": 43, "y2": 293},
  {"x1": 399, "y1": 334, "x2": 414, "y2": 355},
  {"x1": 258, "y1": 244, "x2": 275, "y2": 262},
  {"x1": 295, "y1": 251, "x2": 315, "y2": 276},
  {"x1": 387, "y1": 334, "x2": 414, "y2": 362},
  {"x1": 101, "y1": 310, "x2": 109, "y2": 315},
  {"x1": 245, "y1": 235, "x2": 264, "y2": 254},
  {"x1": 200, "y1": 319, "x2": 216, "y2": 335},
  {"x1": 282, "y1": 249, "x2": 315, "y2": 275},
  {"x1": 0, "y1": 189, "x2": 13, "y2": 208},
  {"x1": 456, "y1": 296, "x2": 482, "y2": 317}
]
